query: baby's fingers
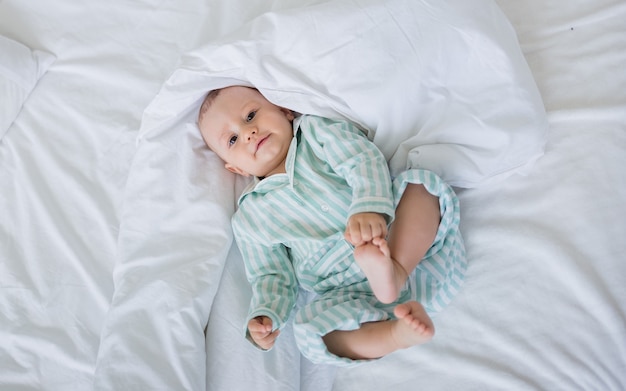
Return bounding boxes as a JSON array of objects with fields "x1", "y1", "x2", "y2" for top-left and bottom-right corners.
[
  {"x1": 345, "y1": 217, "x2": 367, "y2": 245},
  {"x1": 370, "y1": 221, "x2": 387, "y2": 240},
  {"x1": 254, "y1": 329, "x2": 281, "y2": 350},
  {"x1": 248, "y1": 317, "x2": 272, "y2": 334},
  {"x1": 346, "y1": 213, "x2": 388, "y2": 245}
]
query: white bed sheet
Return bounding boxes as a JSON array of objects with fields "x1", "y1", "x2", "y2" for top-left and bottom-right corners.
[
  {"x1": 0, "y1": 3, "x2": 195, "y2": 390},
  {"x1": 0, "y1": 0, "x2": 624, "y2": 391}
]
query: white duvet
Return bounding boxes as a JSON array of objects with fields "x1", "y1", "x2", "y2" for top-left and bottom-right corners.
[
  {"x1": 98, "y1": 0, "x2": 548, "y2": 388},
  {"x1": 1, "y1": 0, "x2": 624, "y2": 389}
]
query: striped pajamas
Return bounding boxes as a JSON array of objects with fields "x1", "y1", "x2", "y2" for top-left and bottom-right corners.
[{"x1": 232, "y1": 115, "x2": 466, "y2": 366}]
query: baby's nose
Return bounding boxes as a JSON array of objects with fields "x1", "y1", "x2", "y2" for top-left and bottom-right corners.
[{"x1": 245, "y1": 127, "x2": 257, "y2": 140}]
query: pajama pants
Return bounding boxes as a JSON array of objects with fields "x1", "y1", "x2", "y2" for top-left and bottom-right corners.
[{"x1": 292, "y1": 169, "x2": 467, "y2": 366}]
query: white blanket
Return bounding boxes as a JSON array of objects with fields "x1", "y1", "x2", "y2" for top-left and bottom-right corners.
[
  {"x1": 0, "y1": 0, "x2": 624, "y2": 389},
  {"x1": 101, "y1": 0, "x2": 547, "y2": 387}
]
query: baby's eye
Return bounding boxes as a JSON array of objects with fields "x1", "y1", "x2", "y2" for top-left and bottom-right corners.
[
  {"x1": 246, "y1": 111, "x2": 256, "y2": 122},
  {"x1": 228, "y1": 135, "x2": 238, "y2": 147}
]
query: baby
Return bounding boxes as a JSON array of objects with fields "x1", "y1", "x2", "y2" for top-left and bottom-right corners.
[{"x1": 198, "y1": 86, "x2": 466, "y2": 365}]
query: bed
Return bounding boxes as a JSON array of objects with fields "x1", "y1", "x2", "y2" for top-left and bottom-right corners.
[{"x1": 1, "y1": 0, "x2": 624, "y2": 389}]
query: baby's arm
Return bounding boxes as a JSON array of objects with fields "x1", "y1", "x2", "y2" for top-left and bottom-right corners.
[
  {"x1": 247, "y1": 316, "x2": 280, "y2": 350},
  {"x1": 232, "y1": 213, "x2": 298, "y2": 351},
  {"x1": 344, "y1": 212, "x2": 388, "y2": 247}
]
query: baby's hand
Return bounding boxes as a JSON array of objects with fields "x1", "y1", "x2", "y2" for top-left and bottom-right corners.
[
  {"x1": 344, "y1": 212, "x2": 387, "y2": 246},
  {"x1": 248, "y1": 316, "x2": 280, "y2": 350}
]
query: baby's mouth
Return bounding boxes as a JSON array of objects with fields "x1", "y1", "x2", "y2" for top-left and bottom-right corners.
[{"x1": 256, "y1": 135, "x2": 269, "y2": 152}]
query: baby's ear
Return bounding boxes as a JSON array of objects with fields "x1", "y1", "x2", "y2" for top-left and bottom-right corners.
[
  {"x1": 281, "y1": 107, "x2": 295, "y2": 121},
  {"x1": 225, "y1": 163, "x2": 250, "y2": 177}
]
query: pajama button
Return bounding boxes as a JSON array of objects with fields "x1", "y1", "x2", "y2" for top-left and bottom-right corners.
[{"x1": 321, "y1": 205, "x2": 329, "y2": 212}]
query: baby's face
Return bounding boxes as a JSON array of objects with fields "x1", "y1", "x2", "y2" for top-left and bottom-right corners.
[{"x1": 199, "y1": 86, "x2": 294, "y2": 178}]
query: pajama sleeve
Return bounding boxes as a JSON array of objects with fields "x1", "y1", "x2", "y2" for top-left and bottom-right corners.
[
  {"x1": 299, "y1": 116, "x2": 395, "y2": 222},
  {"x1": 231, "y1": 212, "x2": 298, "y2": 350}
]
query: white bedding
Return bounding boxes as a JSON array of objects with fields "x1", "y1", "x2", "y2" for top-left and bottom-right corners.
[{"x1": 1, "y1": 0, "x2": 624, "y2": 390}]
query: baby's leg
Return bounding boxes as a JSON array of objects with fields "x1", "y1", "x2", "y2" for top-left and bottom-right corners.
[
  {"x1": 387, "y1": 183, "x2": 440, "y2": 292},
  {"x1": 321, "y1": 301, "x2": 434, "y2": 360}
]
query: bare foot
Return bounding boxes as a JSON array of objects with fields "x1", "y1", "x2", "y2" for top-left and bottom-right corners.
[
  {"x1": 354, "y1": 239, "x2": 395, "y2": 303},
  {"x1": 321, "y1": 301, "x2": 434, "y2": 360},
  {"x1": 391, "y1": 301, "x2": 435, "y2": 348},
  {"x1": 354, "y1": 237, "x2": 404, "y2": 303}
]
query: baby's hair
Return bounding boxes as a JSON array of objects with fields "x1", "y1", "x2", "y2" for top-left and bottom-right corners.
[
  {"x1": 198, "y1": 89, "x2": 221, "y2": 124},
  {"x1": 197, "y1": 89, "x2": 223, "y2": 152}
]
